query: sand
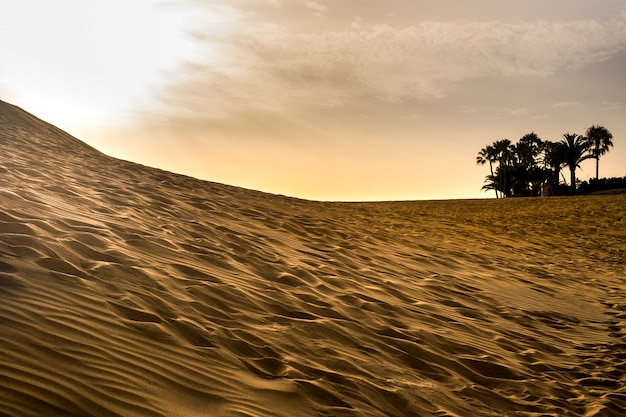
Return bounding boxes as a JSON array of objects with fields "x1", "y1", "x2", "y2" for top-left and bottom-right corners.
[{"x1": 0, "y1": 99, "x2": 625, "y2": 416}]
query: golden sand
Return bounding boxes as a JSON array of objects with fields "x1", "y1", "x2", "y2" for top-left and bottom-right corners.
[{"x1": 1, "y1": 100, "x2": 625, "y2": 416}]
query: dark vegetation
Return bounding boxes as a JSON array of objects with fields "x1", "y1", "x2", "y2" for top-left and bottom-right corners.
[
  {"x1": 476, "y1": 125, "x2": 620, "y2": 197},
  {"x1": 577, "y1": 176, "x2": 626, "y2": 195}
]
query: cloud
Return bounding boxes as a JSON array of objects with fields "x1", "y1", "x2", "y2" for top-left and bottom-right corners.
[
  {"x1": 303, "y1": 1, "x2": 328, "y2": 14},
  {"x1": 601, "y1": 101, "x2": 624, "y2": 110},
  {"x1": 504, "y1": 107, "x2": 530, "y2": 116},
  {"x1": 156, "y1": 10, "x2": 626, "y2": 118},
  {"x1": 552, "y1": 101, "x2": 582, "y2": 108}
]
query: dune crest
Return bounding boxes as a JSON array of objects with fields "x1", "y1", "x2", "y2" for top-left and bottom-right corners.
[{"x1": 1, "y1": 99, "x2": 625, "y2": 416}]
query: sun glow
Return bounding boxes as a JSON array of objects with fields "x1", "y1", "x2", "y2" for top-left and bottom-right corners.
[{"x1": 0, "y1": 0, "x2": 196, "y2": 128}]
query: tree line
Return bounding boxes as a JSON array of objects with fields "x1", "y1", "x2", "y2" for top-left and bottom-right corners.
[{"x1": 476, "y1": 125, "x2": 614, "y2": 198}]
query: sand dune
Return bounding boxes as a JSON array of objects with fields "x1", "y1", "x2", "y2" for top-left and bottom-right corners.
[{"x1": 0, "y1": 99, "x2": 625, "y2": 416}]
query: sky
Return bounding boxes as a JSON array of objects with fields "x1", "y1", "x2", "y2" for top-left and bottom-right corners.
[{"x1": 1, "y1": 0, "x2": 625, "y2": 201}]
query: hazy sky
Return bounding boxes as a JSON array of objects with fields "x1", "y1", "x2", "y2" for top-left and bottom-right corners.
[{"x1": 2, "y1": 0, "x2": 625, "y2": 201}]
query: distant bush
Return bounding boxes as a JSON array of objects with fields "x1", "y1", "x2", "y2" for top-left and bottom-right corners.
[{"x1": 577, "y1": 176, "x2": 626, "y2": 194}]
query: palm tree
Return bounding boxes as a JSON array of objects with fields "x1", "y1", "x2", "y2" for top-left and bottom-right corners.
[
  {"x1": 585, "y1": 125, "x2": 613, "y2": 180},
  {"x1": 493, "y1": 139, "x2": 513, "y2": 196},
  {"x1": 511, "y1": 133, "x2": 544, "y2": 195},
  {"x1": 560, "y1": 133, "x2": 593, "y2": 192},
  {"x1": 515, "y1": 132, "x2": 543, "y2": 168},
  {"x1": 481, "y1": 174, "x2": 501, "y2": 196},
  {"x1": 482, "y1": 166, "x2": 514, "y2": 197},
  {"x1": 476, "y1": 145, "x2": 499, "y2": 197},
  {"x1": 477, "y1": 140, "x2": 513, "y2": 197},
  {"x1": 542, "y1": 140, "x2": 566, "y2": 188}
]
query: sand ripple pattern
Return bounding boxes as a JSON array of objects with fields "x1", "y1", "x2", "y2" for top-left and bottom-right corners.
[{"x1": 1, "y1": 100, "x2": 625, "y2": 416}]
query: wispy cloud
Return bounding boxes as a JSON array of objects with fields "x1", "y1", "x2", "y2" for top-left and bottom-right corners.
[
  {"x1": 502, "y1": 107, "x2": 530, "y2": 116},
  {"x1": 601, "y1": 101, "x2": 624, "y2": 110},
  {"x1": 152, "y1": 7, "x2": 626, "y2": 120},
  {"x1": 551, "y1": 101, "x2": 582, "y2": 108},
  {"x1": 303, "y1": 1, "x2": 328, "y2": 14}
]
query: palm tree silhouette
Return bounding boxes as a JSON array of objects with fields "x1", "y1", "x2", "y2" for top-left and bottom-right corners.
[
  {"x1": 559, "y1": 133, "x2": 593, "y2": 192},
  {"x1": 515, "y1": 132, "x2": 543, "y2": 168},
  {"x1": 585, "y1": 125, "x2": 613, "y2": 180},
  {"x1": 477, "y1": 126, "x2": 614, "y2": 196},
  {"x1": 493, "y1": 139, "x2": 513, "y2": 197},
  {"x1": 477, "y1": 140, "x2": 513, "y2": 197},
  {"x1": 481, "y1": 174, "x2": 497, "y2": 194},
  {"x1": 542, "y1": 141, "x2": 566, "y2": 187},
  {"x1": 476, "y1": 144, "x2": 499, "y2": 197}
]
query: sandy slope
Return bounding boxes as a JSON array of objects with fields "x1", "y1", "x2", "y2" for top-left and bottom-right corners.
[{"x1": 0, "y1": 99, "x2": 625, "y2": 416}]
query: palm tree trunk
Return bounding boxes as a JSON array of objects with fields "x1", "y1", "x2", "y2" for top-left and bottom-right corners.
[
  {"x1": 488, "y1": 162, "x2": 499, "y2": 198},
  {"x1": 595, "y1": 156, "x2": 599, "y2": 180},
  {"x1": 489, "y1": 162, "x2": 493, "y2": 177},
  {"x1": 570, "y1": 167, "x2": 576, "y2": 192},
  {"x1": 499, "y1": 159, "x2": 507, "y2": 198}
]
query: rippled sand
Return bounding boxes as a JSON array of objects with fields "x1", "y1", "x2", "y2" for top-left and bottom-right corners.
[{"x1": 1, "y1": 100, "x2": 625, "y2": 416}]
